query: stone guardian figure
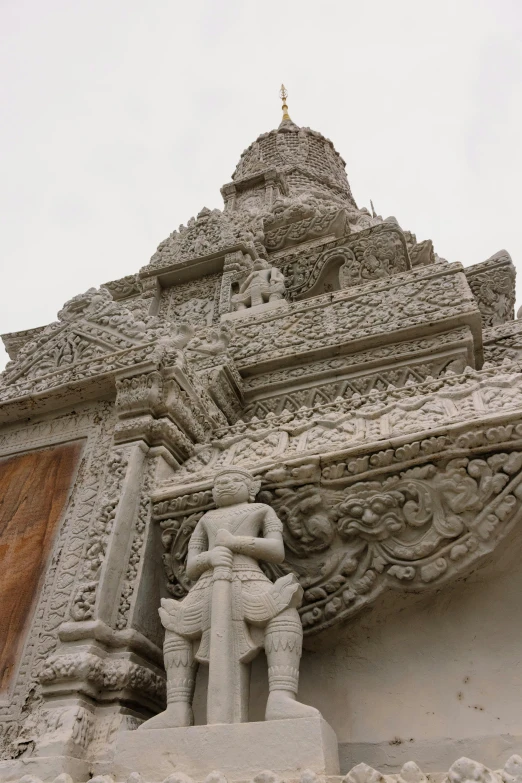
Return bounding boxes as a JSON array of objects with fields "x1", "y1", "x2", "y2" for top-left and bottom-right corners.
[
  {"x1": 141, "y1": 467, "x2": 318, "y2": 728},
  {"x1": 231, "y1": 259, "x2": 286, "y2": 310}
]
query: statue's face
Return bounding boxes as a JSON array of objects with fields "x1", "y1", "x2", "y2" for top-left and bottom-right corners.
[{"x1": 212, "y1": 473, "x2": 251, "y2": 507}]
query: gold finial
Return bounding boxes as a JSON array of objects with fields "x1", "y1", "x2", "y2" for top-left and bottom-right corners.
[{"x1": 280, "y1": 83, "x2": 291, "y2": 122}]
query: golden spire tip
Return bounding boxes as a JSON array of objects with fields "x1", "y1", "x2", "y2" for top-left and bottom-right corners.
[{"x1": 279, "y1": 83, "x2": 291, "y2": 122}]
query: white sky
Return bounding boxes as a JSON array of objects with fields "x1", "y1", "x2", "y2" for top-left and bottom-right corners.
[{"x1": 1, "y1": 0, "x2": 521, "y2": 372}]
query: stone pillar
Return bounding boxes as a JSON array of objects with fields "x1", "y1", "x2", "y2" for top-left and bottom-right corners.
[{"x1": 33, "y1": 355, "x2": 220, "y2": 766}]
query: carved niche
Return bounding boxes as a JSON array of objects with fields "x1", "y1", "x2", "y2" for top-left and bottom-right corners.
[{"x1": 281, "y1": 223, "x2": 411, "y2": 300}]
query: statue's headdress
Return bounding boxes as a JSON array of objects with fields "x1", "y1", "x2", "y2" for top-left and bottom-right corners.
[{"x1": 213, "y1": 467, "x2": 261, "y2": 501}]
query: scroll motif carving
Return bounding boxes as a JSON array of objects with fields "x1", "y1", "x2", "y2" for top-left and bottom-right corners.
[
  {"x1": 103, "y1": 274, "x2": 141, "y2": 300},
  {"x1": 281, "y1": 223, "x2": 411, "y2": 300},
  {"x1": 171, "y1": 366, "x2": 522, "y2": 481},
  {"x1": 157, "y1": 449, "x2": 522, "y2": 637},
  {"x1": 264, "y1": 208, "x2": 348, "y2": 252}
]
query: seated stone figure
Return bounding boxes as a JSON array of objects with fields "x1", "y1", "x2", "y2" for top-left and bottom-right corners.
[
  {"x1": 141, "y1": 467, "x2": 318, "y2": 728},
  {"x1": 231, "y1": 259, "x2": 286, "y2": 310}
]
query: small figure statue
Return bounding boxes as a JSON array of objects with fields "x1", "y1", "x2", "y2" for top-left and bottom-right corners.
[
  {"x1": 141, "y1": 468, "x2": 318, "y2": 728},
  {"x1": 231, "y1": 259, "x2": 286, "y2": 310}
]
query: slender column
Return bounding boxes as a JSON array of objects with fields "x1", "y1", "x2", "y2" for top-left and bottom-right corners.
[{"x1": 95, "y1": 441, "x2": 148, "y2": 625}]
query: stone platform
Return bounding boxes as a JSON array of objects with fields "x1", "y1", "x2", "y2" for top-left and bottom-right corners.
[{"x1": 111, "y1": 717, "x2": 340, "y2": 782}]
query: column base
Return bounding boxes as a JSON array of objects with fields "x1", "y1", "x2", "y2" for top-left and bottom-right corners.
[
  {"x1": 0, "y1": 755, "x2": 90, "y2": 783},
  {"x1": 111, "y1": 716, "x2": 339, "y2": 781}
]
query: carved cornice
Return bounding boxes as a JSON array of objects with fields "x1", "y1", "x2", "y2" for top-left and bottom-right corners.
[
  {"x1": 154, "y1": 429, "x2": 522, "y2": 637},
  {"x1": 0, "y1": 288, "x2": 235, "y2": 434},
  {"x1": 281, "y1": 222, "x2": 411, "y2": 299},
  {"x1": 264, "y1": 208, "x2": 349, "y2": 253},
  {"x1": 151, "y1": 361, "x2": 522, "y2": 636},
  {"x1": 1, "y1": 325, "x2": 46, "y2": 361},
  {"x1": 39, "y1": 651, "x2": 165, "y2": 709},
  {"x1": 159, "y1": 366, "x2": 522, "y2": 483},
  {"x1": 229, "y1": 263, "x2": 481, "y2": 373}
]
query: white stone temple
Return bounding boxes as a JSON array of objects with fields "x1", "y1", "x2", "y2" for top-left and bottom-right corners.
[{"x1": 1, "y1": 87, "x2": 522, "y2": 783}]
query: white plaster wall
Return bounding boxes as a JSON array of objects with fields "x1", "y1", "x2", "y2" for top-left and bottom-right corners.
[{"x1": 296, "y1": 531, "x2": 522, "y2": 769}]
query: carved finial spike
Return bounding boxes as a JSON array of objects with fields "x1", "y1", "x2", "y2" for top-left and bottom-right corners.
[
  {"x1": 280, "y1": 84, "x2": 291, "y2": 122},
  {"x1": 370, "y1": 199, "x2": 377, "y2": 218}
]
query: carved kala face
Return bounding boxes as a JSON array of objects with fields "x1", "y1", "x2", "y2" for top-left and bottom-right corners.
[
  {"x1": 336, "y1": 491, "x2": 404, "y2": 541},
  {"x1": 212, "y1": 473, "x2": 251, "y2": 507}
]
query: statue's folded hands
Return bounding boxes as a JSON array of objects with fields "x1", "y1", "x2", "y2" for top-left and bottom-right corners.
[{"x1": 214, "y1": 526, "x2": 285, "y2": 563}]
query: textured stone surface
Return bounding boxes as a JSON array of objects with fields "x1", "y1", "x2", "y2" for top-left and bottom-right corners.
[{"x1": 112, "y1": 717, "x2": 340, "y2": 780}]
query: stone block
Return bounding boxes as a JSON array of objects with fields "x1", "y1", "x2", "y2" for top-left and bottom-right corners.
[
  {"x1": 111, "y1": 717, "x2": 340, "y2": 781},
  {"x1": 0, "y1": 755, "x2": 90, "y2": 783}
]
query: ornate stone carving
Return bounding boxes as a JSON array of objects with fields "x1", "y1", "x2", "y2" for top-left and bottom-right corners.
[
  {"x1": 242, "y1": 327, "x2": 473, "y2": 393},
  {"x1": 0, "y1": 405, "x2": 116, "y2": 748},
  {"x1": 158, "y1": 275, "x2": 221, "y2": 326},
  {"x1": 483, "y1": 321, "x2": 522, "y2": 365},
  {"x1": 1, "y1": 96, "x2": 520, "y2": 782},
  {"x1": 141, "y1": 468, "x2": 318, "y2": 728},
  {"x1": 231, "y1": 260, "x2": 286, "y2": 311},
  {"x1": 156, "y1": 444, "x2": 522, "y2": 637},
  {"x1": 1, "y1": 754, "x2": 520, "y2": 783},
  {"x1": 146, "y1": 208, "x2": 256, "y2": 272},
  {"x1": 103, "y1": 274, "x2": 142, "y2": 300},
  {"x1": 263, "y1": 206, "x2": 349, "y2": 253},
  {"x1": 338, "y1": 229, "x2": 410, "y2": 288},
  {"x1": 39, "y1": 653, "x2": 165, "y2": 705},
  {"x1": 280, "y1": 224, "x2": 410, "y2": 300},
  {"x1": 1, "y1": 326, "x2": 46, "y2": 361},
  {"x1": 465, "y1": 251, "x2": 516, "y2": 327},
  {"x1": 232, "y1": 123, "x2": 357, "y2": 205},
  {"x1": 155, "y1": 364, "x2": 522, "y2": 487},
  {"x1": 229, "y1": 264, "x2": 476, "y2": 370},
  {"x1": 241, "y1": 353, "x2": 468, "y2": 421},
  {"x1": 70, "y1": 446, "x2": 130, "y2": 622},
  {"x1": 0, "y1": 287, "x2": 180, "y2": 404}
]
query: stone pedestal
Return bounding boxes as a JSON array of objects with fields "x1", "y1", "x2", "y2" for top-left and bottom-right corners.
[
  {"x1": 111, "y1": 717, "x2": 340, "y2": 782},
  {"x1": 0, "y1": 755, "x2": 90, "y2": 783},
  {"x1": 221, "y1": 299, "x2": 289, "y2": 321}
]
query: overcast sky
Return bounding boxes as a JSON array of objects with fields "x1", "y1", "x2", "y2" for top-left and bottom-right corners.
[{"x1": 1, "y1": 0, "x2": 521, "y2": 371}]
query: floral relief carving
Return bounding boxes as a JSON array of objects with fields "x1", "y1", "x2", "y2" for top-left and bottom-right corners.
[
  {"x1": 465, "y1": 251, "x2": 516, "y2": 327},
  {"x1": 230, "y1": 265, "x2": 475, "y2": 367},
  {"x1": 483, "y1": 321, "x2": 522, "y2": 366},
  {"x1": 39, "y1": 653, "x2": 165, "y2": 704},
  {"x1": 281, "y1": 223, "x2": 410, "y2": 299},
  {"x1": 156, "y1": 448, "x2": 522, "y2": 636},
  {"x1": 170, "y1": 367, "x2": 522, "y2": 481},
  {"x1": 70, "y1": 447, "x2": 129, "y2": 622},
  {"x1": 0, "y1": 287, "x2": 184, "y2": 403},
  {"x1": 147, "y1": 208, "x2": 256, "y2": 271}
]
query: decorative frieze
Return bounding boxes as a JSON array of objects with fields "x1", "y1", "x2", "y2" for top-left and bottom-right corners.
[{"x1": 465, "y1": 250, "x2": 516, "y2": 328}]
